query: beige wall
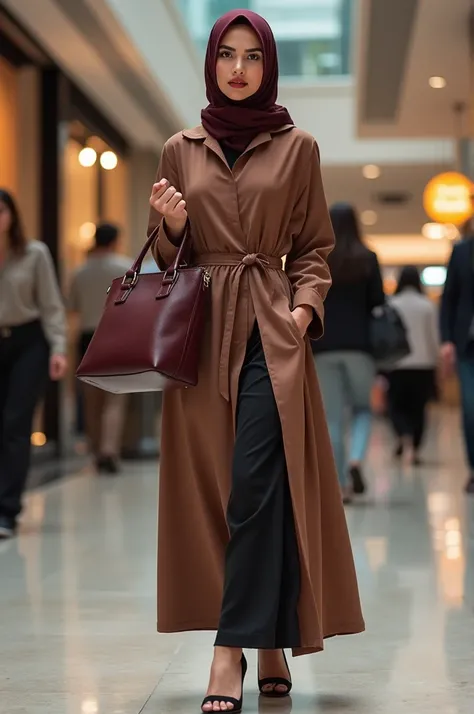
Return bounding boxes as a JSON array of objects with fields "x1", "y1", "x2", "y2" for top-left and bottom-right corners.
[
  {"x1": 0, "y1": 57, "x2": 19, "y2": 194},
  {"x1": 128, "y1": 148, "x2": 160, "y2": 257},
  {"x1": 0, "y1": 59, "x2": 39, "y2": 238},
  {"x1": 61, "y1": 142, "x2": 159, "y2": 279},
  {"x1": 61, "y1": 139, "x2": 99, "y2": 284},
  {"x1": 17, "y1": 67, "x2": 40, "y2": 239},
  {"x1": 103, "y1": 158, "x2": 131, "y2": 256}
]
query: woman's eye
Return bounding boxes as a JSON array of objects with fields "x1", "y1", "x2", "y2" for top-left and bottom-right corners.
[
  {"x1": 219, "y1": 51, "x2": 232, "y2": 59},
  {"x1": 248, "y1": 53, "x2": 261, "y2": 61}
]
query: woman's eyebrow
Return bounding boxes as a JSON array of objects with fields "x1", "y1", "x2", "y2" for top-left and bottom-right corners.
[{"x1": 219, "y1": 44, "x2": 263, "y2": 52}]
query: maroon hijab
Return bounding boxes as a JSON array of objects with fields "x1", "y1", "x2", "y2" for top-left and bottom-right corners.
[{"x1": 201, "y1": 9, "x2": 293, "y2": 152}]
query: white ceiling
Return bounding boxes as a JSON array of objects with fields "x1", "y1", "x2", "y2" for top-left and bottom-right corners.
[
  {"x1": 356, "y1": 0, "x2": 473, "y2": 138},
  {"x1": 321, "y1": 161, "x2": 453, "y2": 235},
  {"x1": 320, "y1": 0, "x2": 472, "y2": 240}
]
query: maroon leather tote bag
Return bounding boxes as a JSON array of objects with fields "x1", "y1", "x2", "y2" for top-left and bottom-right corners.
[{"x1": 76, "y1": 226, "x2": 210, "y2": 393}]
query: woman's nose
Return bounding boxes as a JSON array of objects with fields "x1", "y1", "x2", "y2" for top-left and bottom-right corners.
[{"x1": 233, "y1": 58, "x2": 245, "y2": 74}]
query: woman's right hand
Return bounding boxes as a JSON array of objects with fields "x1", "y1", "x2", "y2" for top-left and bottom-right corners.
[{"x1": 149, "y1": 178, "x2": 187, "y2": 238}]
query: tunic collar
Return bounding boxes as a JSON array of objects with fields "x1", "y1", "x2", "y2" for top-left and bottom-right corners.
[
  {"x1": 182, "y1": 124, "x2": 293, "y2": 142},
  {"x1": 182, "y1": 124, "x2": 294, "y2": 161}
]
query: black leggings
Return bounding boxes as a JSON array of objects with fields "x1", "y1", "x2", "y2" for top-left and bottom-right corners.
[
  {"x1": 0, "y1": 321, "x2": 49, "y2": 518},
  {"x1": 388, "y1": 369, "x2": 436, "y2": 449},
  {"x1": 215, "y1": 324, "x2": 301, "y2": 649}
]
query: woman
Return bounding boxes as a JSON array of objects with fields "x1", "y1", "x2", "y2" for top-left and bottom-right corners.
[
  {"x1": 148, "y1": 11, "x2": 364, "y2": 713},
  {"x1": 313, "y1": 203, "x2": 385, "y2": 503},
  {"x1": 0, "y1": 189, "x2": 67, "y2": 539},
  {"x1": 388, "y1": 266, "x2": 439, "y2": 464}
]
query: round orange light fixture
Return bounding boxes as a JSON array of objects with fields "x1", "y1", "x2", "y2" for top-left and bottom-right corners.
[
  {"x1": 423, "y1": 172, "x2": 474, "y2": 225},
  {"x1": 31, "y1": 432, "x2": 47, "y2": 447}
]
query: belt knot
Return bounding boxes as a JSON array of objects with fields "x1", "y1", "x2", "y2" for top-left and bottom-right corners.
[
  {"x1": 194, "y1": 251, "x2": 283, "y2": 402},
  {"x1": 242, "y1": 253, "x2": 269, "y2": 267}
]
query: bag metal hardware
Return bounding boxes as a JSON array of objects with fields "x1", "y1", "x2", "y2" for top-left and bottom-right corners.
[{"x1": 121, "y1": 271, "x2": 138, "y2": 289}]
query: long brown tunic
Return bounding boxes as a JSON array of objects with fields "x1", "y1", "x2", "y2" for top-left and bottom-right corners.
[{"x1": 148, "y1": 124, "x2": 365, "y2": 656}]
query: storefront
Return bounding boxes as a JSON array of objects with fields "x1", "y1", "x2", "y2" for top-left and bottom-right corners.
[{"x1": 0, "y1": 8, "x2": 135, "y2": 461}]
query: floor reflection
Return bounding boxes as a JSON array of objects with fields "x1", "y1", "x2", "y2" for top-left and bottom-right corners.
[{"x1": 1, "y1": 410, "x2": 473, "y2": 714}]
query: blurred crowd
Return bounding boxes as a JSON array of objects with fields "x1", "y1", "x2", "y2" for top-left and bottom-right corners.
[
  {"x1": 1, "y1": 186, "x2": 474, "y2": 538},
  {"x1": 312, "y1": 208, "x2": 474, "y2": 503}
]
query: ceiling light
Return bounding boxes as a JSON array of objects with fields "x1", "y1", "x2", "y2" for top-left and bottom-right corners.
[
  {"x1": 79, "y1": 222, "x2": 96, "y2": 240},
  {"x1": 421, "y1": 266, "x2": 447, "y2": 287},
  {"x1": 77, "y1": 222, "x2": 96, "y2": 249},
  {"x1": 361, "y1": 210, "x2": 377, "y2": 226},
  {"x1": 422, "y1": 222, "x2": 446, "y2": 240},
  {"x1": 31, "y1": 432, "x2": 47, "y2": 447},
  {"x1": 78, "y1": 147, "x2": 97, "y2": 167},
  {"x1": 429, "y1": 76, "x2": 446, "y2": 89},
  {"x1": 100, "y1": 151, "x2": 118, "y2": 170},
  {"x1": 362, "y1": 164, "x2": 381, "y2": 180},
  {"x1": 81, "y1": 699, "x2": 99, "y2": 714}
]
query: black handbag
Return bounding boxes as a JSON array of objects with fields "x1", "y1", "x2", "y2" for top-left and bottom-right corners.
[{"x1": 370, "y1": 303, "x2": 410, "y2": 365}]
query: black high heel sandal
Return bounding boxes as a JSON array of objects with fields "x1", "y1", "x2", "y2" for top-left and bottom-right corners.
[
  {"x1": 258, "y1": 650, "x2": 292, "y2": 698},
  {"x1": 201, "y1": 654, "x2": 248, "y2": 713}
]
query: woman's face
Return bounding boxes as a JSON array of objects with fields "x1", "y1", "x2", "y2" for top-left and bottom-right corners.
[
  {"x1": 0, "y1": 201, "x2": 12, "y2": 237},
  {"x1": 216, "y1": 25, "x2": 264, "y2": 102}
]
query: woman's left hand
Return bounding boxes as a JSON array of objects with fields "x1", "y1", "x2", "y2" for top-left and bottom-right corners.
[
  {"x1": 49, "y1": 354, "x2": 68, "y2": 381},
  {"x1": 291, "y1": 305, "x2": 313, "y2": 338}
]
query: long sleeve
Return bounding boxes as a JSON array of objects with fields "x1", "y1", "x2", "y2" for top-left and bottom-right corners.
[
  {"x1": 148, "y1": 140, "x2": 182, "y2": 270},
  {"x1": 367, "y1": 252, "x2": 385, "y2": 310},
  {"x1": 440, "y1": 246, "x2": 459, "y2": 343},
  {"x1": 36, "y1": 243, "x2": 67, "y2": 354},
  {"x1": 285, "y1": 140, "x2": 334, "y2": 340}
]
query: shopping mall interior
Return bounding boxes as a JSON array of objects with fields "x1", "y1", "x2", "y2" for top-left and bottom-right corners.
[{"x1": 0, "y1": 1, "x2": 473, "y2": 713}]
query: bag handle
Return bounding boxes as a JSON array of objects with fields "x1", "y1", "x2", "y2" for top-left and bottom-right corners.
[{"x1": 121, "y1": 221, "x2": 190, "y2": 288}]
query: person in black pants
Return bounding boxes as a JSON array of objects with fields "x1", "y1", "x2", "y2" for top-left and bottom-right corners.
[
  {"x1": 388, "y1": 267, "x2": 439, "y2": 465},
  {"x1": 440, "y1": 226, "x2": 474, "y2": 494},
  {"x1": 0, "y1": 189, "x2": 67, "y2": 538},
  {"x1": 387, "y1": 371, "x2": 436, "y2": 459}
]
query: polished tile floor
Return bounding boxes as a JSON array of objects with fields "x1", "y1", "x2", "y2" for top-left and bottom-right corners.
[{"x1": 1, "y1": 409, "x2": 473, "y2": 714}]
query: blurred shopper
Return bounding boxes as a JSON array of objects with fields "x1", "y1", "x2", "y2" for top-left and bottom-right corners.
[
  {"x1": 148, "y1": 11, "x2": 364, "y2": 712},
  {"x1": 313, "y1": 203, "x2": 385, "y2": 502},
  {"x1": 387, "y1": 267, "x2": 439, "y2": 465},
  {"x1": 440, "y1": 228, "x2": 474, "y2": 494},
  {"x1": 69, "y1": 224, "x2": 130, "y2": 474},
  {"x1": 0, "y1": 189, "x2": 67, "y2": 539}
]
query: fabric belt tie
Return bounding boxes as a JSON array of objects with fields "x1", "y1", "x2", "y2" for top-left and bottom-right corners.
[{"x1": 196, "y1": 252, "x2": 283, "y2": 401}]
